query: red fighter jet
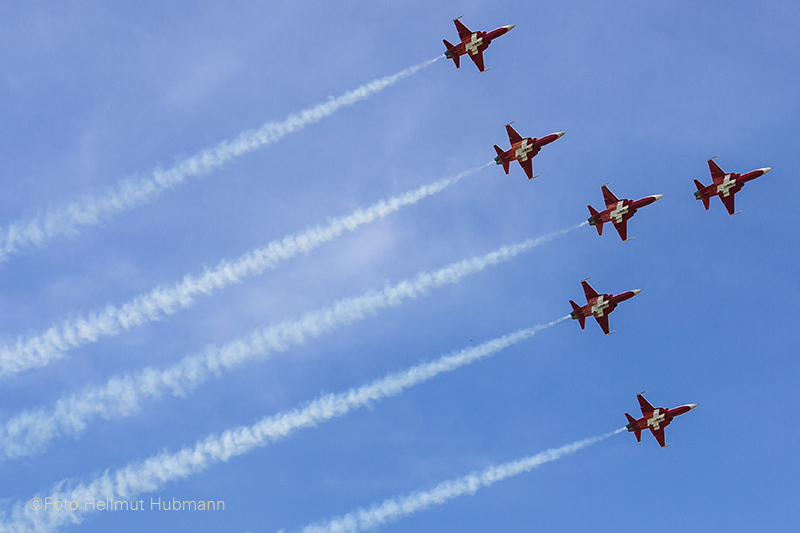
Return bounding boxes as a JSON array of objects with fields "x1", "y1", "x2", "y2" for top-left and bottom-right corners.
[
  {"x1": 694, "y1": 158, "x2": 771, "y2": 215},
  {"x1": 443, "y1": 17, "x2": 515, "y2": 72},
  {"x1": 569, "y1": 279, "x2": 640, "y2": 335},
  {"x1": 587, "y1": 185, "x2": 662, "y2": 241},
  {"x1": 625, "y1": 393, "x2": 697, "y2": 448},
  {"x1": 493, "y1": 123, "x2": 565, "y2": 179}
]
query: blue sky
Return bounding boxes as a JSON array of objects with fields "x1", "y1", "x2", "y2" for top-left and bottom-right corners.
[{"x1": 1, "y1": 1, "x2": 799, "y2": 531}]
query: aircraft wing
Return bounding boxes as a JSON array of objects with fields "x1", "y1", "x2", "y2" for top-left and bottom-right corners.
[
  {"x1": 612, "y1": 219, "x2": 628, "y2": 241},
  {"x1": 708, "y1": 159, "x2": 726, "y2": 183},
  {"x1": 720, "y1": 191, "x2": 736, "y2": 215},
  {"x1": 505, "y1": 124, "x2": 524, "y2": 144},
  {"x1": 650, "y1": 426, "x2": 667, "y2": 448},
  {"x1": 594, "y1": 313, "x2": 610, "y2": 335},
  {"x1": 468, "y1": 50, "x2": 486, "y2": 72},
  {"x1": 454, "y1": 18, "x2": 472, "y2": 41},
  {"x1": 637, "y1": 394, "x2": 655, "y2": 416},
  {"x1": 518, "y1": 157, "x2": 534, "y2": 179},
  {"x1": 581, "y1": 280, "x2": 599, "y2": 301},
  {"x1": 601, "y1": 185, "x2": 619, "y2": 208}
]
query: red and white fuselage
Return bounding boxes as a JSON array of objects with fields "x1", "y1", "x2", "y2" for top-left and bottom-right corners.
[
  {"x1": 588, "y1": 185, "x2": 662, "y2": 241},
  {"x1": 694, "y1": 158, "x2": 771, "y2": 215},
  {"x1": 569, "y1": 280, "x2": 640, "y2": 335},
  {"x1": 493, "y1": 123, "x2": 565, "y2": 179},
  {"x1": 625, "y1": 393, "x2": 697, "y2": 447},
  {"x1": 443, "y1": 18, "x2": 514, "y2": 72}
]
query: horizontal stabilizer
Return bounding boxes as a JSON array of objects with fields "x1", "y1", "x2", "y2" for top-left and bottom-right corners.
[
  {"x1": 694, "y1": 180, "x2": 710, "y2": 209},
  {"x1": 443, "y1": 40, "x2": 460, "y2": 67},
  {"x1": 587, "y1": 205, "x2": 603, "y2": 235},
  {"x1": 569, "y1": 300, "x2": 585, "y2": 329},
  {"x1": 493, "y1": 145, "x2": 509, "y2": 173},
  {"x1": 625, "y1": 413, "x2": 641, "y2": 442}
]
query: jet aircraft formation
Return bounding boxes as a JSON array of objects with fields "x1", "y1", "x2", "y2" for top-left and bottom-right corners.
[{"x1": 443, "y1": 17, "x2": 774, "y2": 447}]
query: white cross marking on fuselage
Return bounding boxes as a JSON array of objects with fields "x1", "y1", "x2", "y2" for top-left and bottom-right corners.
[
  {"x1": 647, "y1": 409, "x2": 665, "y2": 430},
  {"x1": 515, "y1": 139, "x2": 533, "y2": 161},
  {"x1": 591, "y1": 295, "x2": 609, "y2": 317},
  {"x1": 609, "y1": 201, "x2": 628, "y2": 223},
  {"x1": 466, "y1": 34, "x2": 483, "y2": 55},
  {"x1": 717, "y1": 174, "x2": 737, "y2": 197}
]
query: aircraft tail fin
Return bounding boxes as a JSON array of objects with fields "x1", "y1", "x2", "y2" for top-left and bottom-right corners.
[
  {"x1": 694, "y1": 180, "x2": 710, "y2": 209},
  {"x1": 569, "y1": 300, "x2": 585, "y2": 329},
  {"x1": 442, "y1": 40, "x2": 460, "y2": 68},
  {"x1": 625, "y1": 413, "x2": 641, "y2": 442},
  {"x1": 587, "y1": 205, "x2": 603, "y2": 235},
  {"x1": 493, "y1": 145, "x2": 509, "y2": 174}
]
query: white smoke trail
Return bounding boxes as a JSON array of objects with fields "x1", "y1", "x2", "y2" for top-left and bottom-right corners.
[
  {"x1": 0, "y1": 161, "x2": 489, "y2": 379},
  {"x1": 0, "y1": 56, "x2": 442, "y2": 264},
  {"x1": 0, "y1": 318, "x2": 568, "y2": 532},
  {"x1": 0, "y1": 429, "x2": 622, "y2": 532},
  {"x1": 0, "y1": 224, "x2": 585, "y2": 462},
  {"x1": 299, "y1": 428, "x2": 626, "y2": 533}
]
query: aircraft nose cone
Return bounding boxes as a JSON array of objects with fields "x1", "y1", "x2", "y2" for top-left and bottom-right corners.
[
  {"x1": 760, "y1": 167, "x2": 772, "y2": 174},
  {"x1": 505, "y1": 24, "x2": 515, "y2": 31},
  {"x1": 631, "y1": 289, "x2": 642, "y2": 296},
  {"x1": 555, "y1": 131, "x2": 566, "y2": 138},
  {"x1": 652, "y1": 194, "x2": 663, "y2": 201},
  {"x1": 688, "y1": 404, "x2": 698, "y2": 411}
]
